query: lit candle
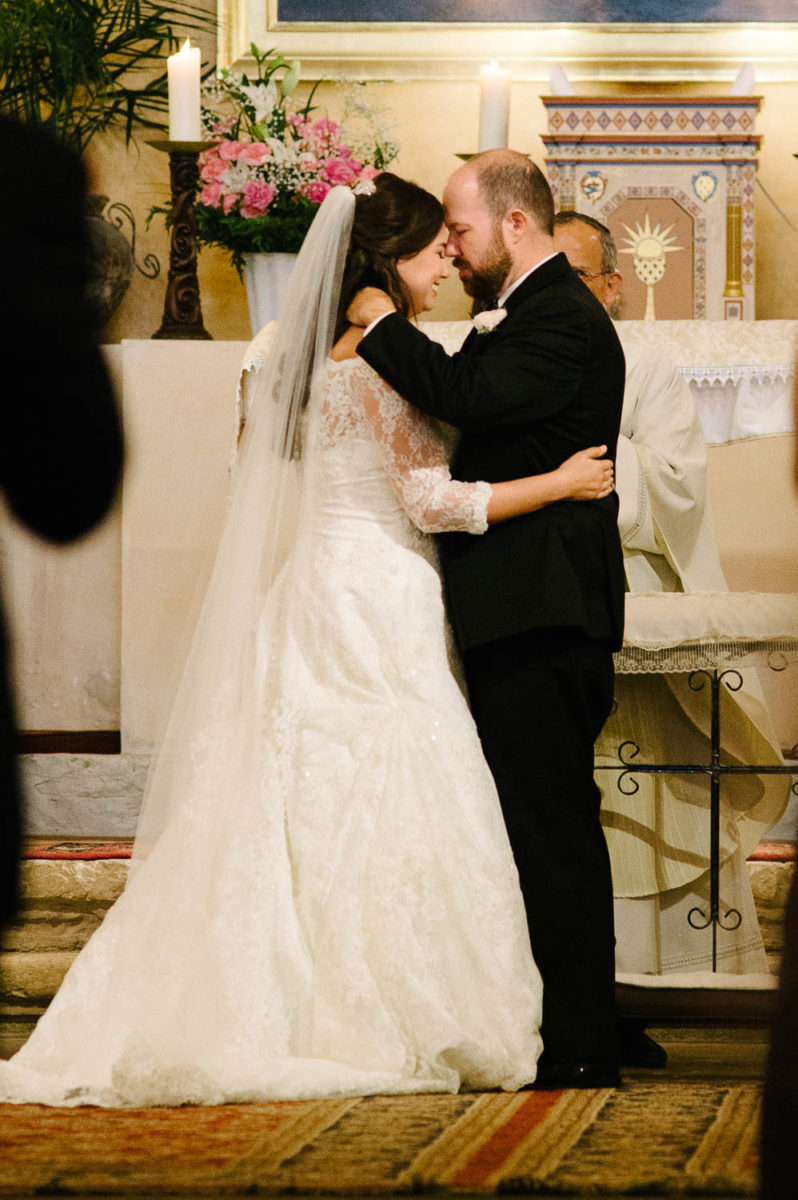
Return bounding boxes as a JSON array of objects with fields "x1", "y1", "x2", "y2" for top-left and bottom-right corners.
[
  {"x1": 478, "y1": 61, "x2": 511, "y2": 153},
  {"x1": 167, "y1": 39, "x2": 201, "y2": 142}
]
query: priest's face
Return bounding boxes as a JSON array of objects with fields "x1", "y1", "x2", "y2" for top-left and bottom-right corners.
[
  {"x1": 552, "y1": 220, "x2": 623, "y2": 311},
  {"x1": 443, "y1": 168, "x2": 512, "y2": 305}
]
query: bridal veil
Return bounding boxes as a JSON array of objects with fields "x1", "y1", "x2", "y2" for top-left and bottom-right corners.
[{"x1": 131, "y1": 187, "x2": 356, "y2": 866}]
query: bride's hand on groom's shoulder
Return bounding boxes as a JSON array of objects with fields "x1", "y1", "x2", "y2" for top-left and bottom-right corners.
[{"x1": 346, "y1": 288, "x2": 396, "y2": 328}]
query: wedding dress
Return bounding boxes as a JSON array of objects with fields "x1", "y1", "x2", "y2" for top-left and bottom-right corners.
[{"x1": 0, "y1": 353, "x2": 543, "y2": 1107}]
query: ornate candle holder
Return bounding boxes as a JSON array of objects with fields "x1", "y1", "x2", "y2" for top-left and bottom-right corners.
[{"x1": 148, "y1": 140, "x2": 212, "y2": 340}]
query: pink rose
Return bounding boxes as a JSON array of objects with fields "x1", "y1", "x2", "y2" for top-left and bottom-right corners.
[
  {"x1": 324, "y1": 157, "x2": 362, "y2": 186},
  {"x1": 219, "y1": 140, "x2": 246, "y2": 161},
  {"x1": 240, "y1": 180, "x2": 275, "y2": 218},
  {"x1": 312, "y1": 119, "x2": 340, "y2": 139},
  {"x1": 239, "y1": 142, "x2": 271, "y2": 166},
  {"x1": 302, "y1": 180, "x2": 331, "y2": 204},
  {"x1": 222, "y1": 192, "x2": 239, "y2": 215},
  {"x1": 360, "y1": 165, "x2": 380, "y2": 181},
  {"x1": 201, "y1": 155, "x2": 228, "y2": 182},
  {"x1": 200, "y1": 182, "x2": 222, "y2": 207}
]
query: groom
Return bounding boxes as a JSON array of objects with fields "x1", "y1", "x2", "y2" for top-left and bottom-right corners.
[{"x1": 349, "y1": 151, "x2": 626, "y2": 1088}]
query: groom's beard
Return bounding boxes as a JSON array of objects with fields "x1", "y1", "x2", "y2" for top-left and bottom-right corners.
[{"x1": 454, "y1": 227, "x2": 512, "y2": 306}]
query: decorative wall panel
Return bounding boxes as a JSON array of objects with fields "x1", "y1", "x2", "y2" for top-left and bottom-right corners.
[{"x1": 543, "y1": 97, "x2": 760, "y2": 319}]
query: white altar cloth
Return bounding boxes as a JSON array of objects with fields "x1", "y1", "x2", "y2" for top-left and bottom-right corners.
[
  {"x1": 617, "y1": 592, "x2": 798, "y2": 674},
  {"x1": 616, "y1": 320, "x2": 797, "y2": 445}
]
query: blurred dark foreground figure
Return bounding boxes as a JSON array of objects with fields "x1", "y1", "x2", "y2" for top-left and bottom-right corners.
[{"x1": 0, "y1": 115, "x2": 124, "y2": 927}]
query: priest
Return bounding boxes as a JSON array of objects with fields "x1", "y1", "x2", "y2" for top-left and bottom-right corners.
[{"x1": 553, "y1": 212, "x2": 788, "y2": 1055}]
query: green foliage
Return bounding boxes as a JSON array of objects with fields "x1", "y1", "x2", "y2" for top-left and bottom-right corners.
[
  {"x1": 194, "y1": 200, "x2": 317, "y2": 273},
  {"x1": 0, "y1": 0, "x2": 216, "y2": 153}
]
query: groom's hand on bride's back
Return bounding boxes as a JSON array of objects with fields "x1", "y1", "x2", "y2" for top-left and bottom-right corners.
[{"x1": 347, "y1": 287, "x2": 396, "y2": 328}]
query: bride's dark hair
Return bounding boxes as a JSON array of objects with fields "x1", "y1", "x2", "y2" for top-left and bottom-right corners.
[{"x1": 334, "y1": 173, "x2": 445, "y2": 340}]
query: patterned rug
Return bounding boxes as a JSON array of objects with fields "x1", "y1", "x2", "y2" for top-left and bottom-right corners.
[{"x1": 0, "y1": 1081, "x2": 760, "y2": 1195}]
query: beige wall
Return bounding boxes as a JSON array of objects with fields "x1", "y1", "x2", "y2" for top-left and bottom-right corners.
[{"x1": 93, "y1": 73, "x2": 798, "y2": 343}]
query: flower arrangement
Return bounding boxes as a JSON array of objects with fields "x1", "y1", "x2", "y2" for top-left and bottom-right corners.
[{"x1": 193, "y1": 45, "x2": 399, "y2": 270}]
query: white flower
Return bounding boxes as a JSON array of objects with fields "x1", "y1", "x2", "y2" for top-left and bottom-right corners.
[
  {"x1": 472, "y1": 307, "x2": 507, "y2": 334},
  {"x1": 222, "y1": 164, "x2": 251, "y2": 192},
  {"x1": 239, "y1": 80, "x2": 278, "y2": 123},
  {"x1": 266, "y1": 137, "x2": 299, "y2": 165}
]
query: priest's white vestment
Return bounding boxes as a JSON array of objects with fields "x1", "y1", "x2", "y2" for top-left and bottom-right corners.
[{"x1": 598, "y1": 335, "x2": 788, "y2": 973}]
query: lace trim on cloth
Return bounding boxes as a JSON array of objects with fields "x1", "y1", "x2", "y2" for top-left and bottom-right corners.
[
  {"x1": 615, "y1": 639, "x2": 798, "y2": 674},
  {"x1": 683, "y1": 363, "x2": 794, "y2": 388},
  {"x1": 616, "y1": 591, "x2": 798, "y2": 674}
]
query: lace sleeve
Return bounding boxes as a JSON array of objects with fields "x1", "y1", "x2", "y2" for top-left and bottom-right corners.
[{"x1": 355, "y1": 366, "x2": 491, "y2": 535}]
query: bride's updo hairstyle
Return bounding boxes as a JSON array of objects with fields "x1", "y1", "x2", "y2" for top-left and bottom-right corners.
[{"x1": 335, "y1": 172, "x2": 444, "y2": 339}]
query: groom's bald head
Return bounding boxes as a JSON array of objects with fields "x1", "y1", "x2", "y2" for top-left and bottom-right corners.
[
  {"x1": 467, "y1": 150, "x2": 555, "y2": 237},
  {"x1": 442, "y1": 150, "x2": 556, "y2": 302}
]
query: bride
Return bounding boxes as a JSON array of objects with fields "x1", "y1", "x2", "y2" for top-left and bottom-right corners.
[{"x1": 0, "y1": 175, "x2": 613, "y2": 1107}]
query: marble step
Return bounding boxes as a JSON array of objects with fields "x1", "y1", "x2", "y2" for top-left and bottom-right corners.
[
  {"x1": 1, "y1": 851, "x2": 792, "y2": 1007},
  {"x1": 19, "y1": 753, "x2": 147, "y2": 837}
]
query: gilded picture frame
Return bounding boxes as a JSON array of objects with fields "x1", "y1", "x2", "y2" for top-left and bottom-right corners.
[{"x1": 218, "y1": 1, "x2": 798, "y2": 81}]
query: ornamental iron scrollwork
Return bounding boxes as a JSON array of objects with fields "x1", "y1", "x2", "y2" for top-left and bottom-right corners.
[
  {"x1": 601, "y1": 661, "x2": 797, "y2": 971},
  {"x1": 104, "y1": 202, "x2": 160, "y2": 280},
  {"x1": 688, "y1": 904, "x2": 743, "y2": 933}
]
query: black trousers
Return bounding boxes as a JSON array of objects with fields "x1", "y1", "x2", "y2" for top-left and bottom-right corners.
[{"x1": 465, "y1": 627, "x2": 617, "y2": 1063}]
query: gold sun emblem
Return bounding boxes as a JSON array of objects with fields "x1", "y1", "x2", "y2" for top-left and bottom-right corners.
[{"x1": 618, "y1": 213, "x2": 683, "y2": 321}]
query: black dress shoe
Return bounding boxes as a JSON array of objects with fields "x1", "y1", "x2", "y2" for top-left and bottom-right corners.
[
  {"x1": 528, "y1": 1056, "x2": 621, "y2": 1090},
  {"x1": 618, "y1": 1021, "x2": 668, "y2": 1069}
]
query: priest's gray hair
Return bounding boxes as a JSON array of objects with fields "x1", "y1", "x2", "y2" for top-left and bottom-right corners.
[{"x1": 552, "y1": 211, "x2": 618, "y2": 274}]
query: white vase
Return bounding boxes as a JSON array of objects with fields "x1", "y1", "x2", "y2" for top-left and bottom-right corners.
[{"x1": 242, "y1": 252, "x2": 298, "y2": 336}]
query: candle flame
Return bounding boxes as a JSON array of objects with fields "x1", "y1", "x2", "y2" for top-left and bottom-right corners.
[{"x1": 179, "y1": 38, "x2": 193, "y2": 54}]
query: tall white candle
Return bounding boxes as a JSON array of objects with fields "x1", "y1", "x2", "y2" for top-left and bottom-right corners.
[
  {"x1": 167, "y1": 39, "x2": 201, "y2": 142},
  {"x1": 478, "y1": 61, "x2": 511, "y2": 153}
]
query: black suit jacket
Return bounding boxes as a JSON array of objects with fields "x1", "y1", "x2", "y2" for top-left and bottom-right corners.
[
  {"x1": 0, "y1": 117, "x2": 124, "y2": 926},
  {"x1": 358, "y1": 253, "x2": 626, "y2": 653}
]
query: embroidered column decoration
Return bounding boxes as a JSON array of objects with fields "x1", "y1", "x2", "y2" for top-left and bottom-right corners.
[{"x1": 724, "y1": 165, "x2": 745, "y2": 319}]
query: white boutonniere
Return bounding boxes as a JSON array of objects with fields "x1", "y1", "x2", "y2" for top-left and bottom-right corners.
[{"x1": 472, "y1": 307, "x2": 507, "y2": 335}]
